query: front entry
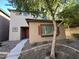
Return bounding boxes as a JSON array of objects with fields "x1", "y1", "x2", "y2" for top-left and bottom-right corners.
[{"x1": 21, "y1": 27, "x2": 29, "y2": 40}]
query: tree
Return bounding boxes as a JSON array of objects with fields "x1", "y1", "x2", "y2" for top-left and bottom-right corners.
[
  {"x1": 59, "y1": 1, "x2": 79, "y2": 25},
  {"x1": 11, "y1": 0, "x2": 69, "y2": 59},
  {"x1": 58, "y1": 1, "x2": 79, "y2": 39}
]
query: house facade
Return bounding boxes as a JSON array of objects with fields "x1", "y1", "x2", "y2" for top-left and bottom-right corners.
[
  {"x1": 0, "y1": 9, "x2": 10, "y2": 41},
  {"x1": 9, "y1": 10, "x2": 66, "y2": 44},
  {"x1": 27, "y1": 19, "x2": 66, "y2": 44},
  {"x1": 9, "y1": 9, "x2": 47, "y2": 41},
  {"x1": 9, "y1": 10, "x2": 34, "y2": 41}
]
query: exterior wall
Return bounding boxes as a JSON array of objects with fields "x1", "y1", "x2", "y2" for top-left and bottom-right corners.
[
  {"x1": 29, "y1": 22, "x2": 66, "y2": 44},
  {"x1": 70, "y1": 27, "x2": 79, "y2": 34},
  {"x1": 0, "y1": 12, "x2": 10, "y2": 41},
  {"x1": 65, "y1": 27, "x2": 79, "y2": 39},
  {"x1": 9, "y1": 11, "x2": 28, "y2": 41},
  {"x1": 0, "y1": 11, "x2": 10, "y2": 20}
]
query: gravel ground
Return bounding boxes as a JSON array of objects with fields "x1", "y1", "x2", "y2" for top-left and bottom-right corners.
[
  {"x1": 0, "y1": 40, "x2": 20, "y2": 59},
  {"x1": 0, "y1": 39, "x2": 79, "y2": 59},
  {"x1": 21, "y1": 39, "x2": 79, "y2": 59},
  {"x1": 22, "y1": 40, "x2": 31, "y2": 51},
  {"x1": 0, "y1": 40, "x2": 20, "y2": 52}
]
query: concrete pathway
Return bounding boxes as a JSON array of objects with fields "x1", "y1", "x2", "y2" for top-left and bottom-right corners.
[{"x1": 5, "y1": 39, "x2": 27, "y2": 59}]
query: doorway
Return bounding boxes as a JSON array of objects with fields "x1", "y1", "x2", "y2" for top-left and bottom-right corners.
[{"x1": 21, "y1": 27, "x2": 29, "y2": 40}]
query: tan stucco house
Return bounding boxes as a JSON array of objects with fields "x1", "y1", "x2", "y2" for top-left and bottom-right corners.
[
  {"x1": 26, "y1": 19, "x2": 66, "y2": 44},
  {"x1": 9, "y1": 9, "x2": 66, "y2": 43}
]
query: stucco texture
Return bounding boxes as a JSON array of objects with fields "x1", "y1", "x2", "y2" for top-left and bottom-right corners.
[
  {"x1": 9, "y1": 12, "x2": 28, "y2": 41},
  {"x1": 65, "y1": 27, "x2": 79, "y2": 39},
  {"x1": 29, "y1": 22, "x2": 66, "y2": 44}
]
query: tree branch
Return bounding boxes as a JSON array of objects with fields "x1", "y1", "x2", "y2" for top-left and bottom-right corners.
[
  {"x1": 45, "y1": 0, "x2": 54, "y2": 19},
  {"x1": 58, "y1": 20, "x2": 64, "y2": 27},
  {"x1": 54, "y1": 3, "x2": 60, "y2": 16}
]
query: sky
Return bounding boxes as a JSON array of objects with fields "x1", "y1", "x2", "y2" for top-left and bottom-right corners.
[{"x1": 0, "y1": 0, "x2": 13, "y2": 15}]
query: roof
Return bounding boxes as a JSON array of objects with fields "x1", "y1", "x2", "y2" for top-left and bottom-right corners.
[
  {"x1": 26, "y1": 19, "x2": 62, "y2": 23},
  {"x1": 0, "y1": 9, "x2": 10, "y2": 17},
  {"x1": 8, "y1": 9, "x2": 16, "y2": 12}
]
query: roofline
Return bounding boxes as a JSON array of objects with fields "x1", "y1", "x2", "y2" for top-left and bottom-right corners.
[
  {"x1": 0, "y1": 9, "x2": 10, "y2": 17},
  {"x1": 8, "y1": 9, "x2": 16, "y2": 12},
  {"x1": 26, "y1": 19, "x2": 62, "y2": 23},
  {"x1": 8, "y1": 9, "x2": 28, "y2": 12}
]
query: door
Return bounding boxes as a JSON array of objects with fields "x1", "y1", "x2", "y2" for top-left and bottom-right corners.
[{"x1": 21, "y1": 27, "x2": 29, "y2": 40}]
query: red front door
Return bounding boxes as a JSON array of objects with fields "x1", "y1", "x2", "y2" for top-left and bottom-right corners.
[
  {"x1": 26, "y1": 29, "x2": 29, "y2": 38},
  {"x1": 21, "y1": 27, "x2": 29, "y2": 40}
]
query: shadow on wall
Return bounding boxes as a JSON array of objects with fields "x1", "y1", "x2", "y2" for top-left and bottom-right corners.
[{"x1": 0, "y1": 16, "x2": 9, "y2": 42}]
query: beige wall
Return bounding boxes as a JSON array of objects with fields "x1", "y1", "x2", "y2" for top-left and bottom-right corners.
[
  {"x1": 70, "y1": 27, "x2": 79, "y2": 34},
  {"x1": 29, "y1": 22, "x2": 66, "y2": 44},
  {"x1": 65, "y1": 27, "x2": 79, "y2": 39}
]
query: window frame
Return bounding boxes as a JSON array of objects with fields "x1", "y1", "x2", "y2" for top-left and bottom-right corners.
[
  {"x1": 38, "y1": 24, "x2": 60, "y2": 37},
  {"x1": 39, "y1": 24, "x2": 54, "y2": 37}
]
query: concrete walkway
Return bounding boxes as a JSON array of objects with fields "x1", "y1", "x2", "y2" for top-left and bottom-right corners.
[{"x1": 5, "y1": 39, "x2": 27, "y2": 59}]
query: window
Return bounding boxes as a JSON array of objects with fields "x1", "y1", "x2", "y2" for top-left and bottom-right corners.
[
  {"x1": 12, "y1": 27, "x2": 18, "y2": 32},
  {"x1": 38, "y1": 24, "x2": 54, "y2": 37}
]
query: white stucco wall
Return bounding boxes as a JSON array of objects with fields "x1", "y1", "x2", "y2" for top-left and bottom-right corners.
[{"x1": 9, "y1": 11, "x2": 28, "y2": 41}]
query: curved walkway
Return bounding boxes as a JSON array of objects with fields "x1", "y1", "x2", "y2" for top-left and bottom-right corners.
[{"x1": 5, "y1": 39, "x2": 27, "y2": 59}]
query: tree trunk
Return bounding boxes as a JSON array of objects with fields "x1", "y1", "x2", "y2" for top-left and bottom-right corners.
[
  {"x1": 67, "y1": 25, "x2": 72, "y2": 39},
  {"x1": 50, "y1": 20, "x2": 57, "y2": 59},
  {"x1": 68, "y1": 25, "x2": 71, "y2": 35}
]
